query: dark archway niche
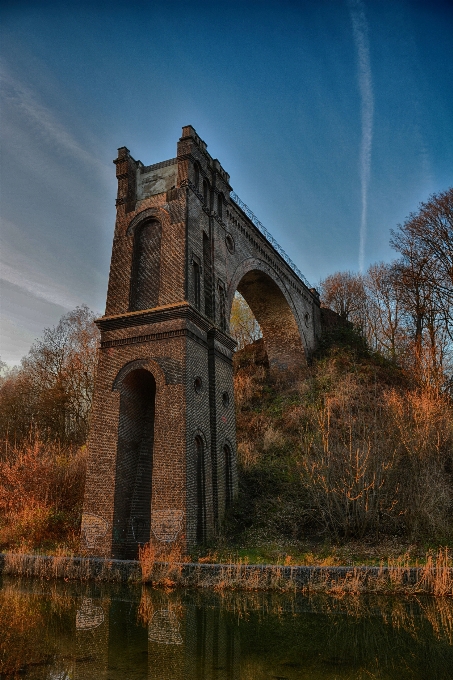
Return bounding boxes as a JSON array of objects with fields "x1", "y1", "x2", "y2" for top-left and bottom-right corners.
[
  {"x1": 112, "y1": 368, "x2": 156, "y2": 559},
  {"x1": 130, "y1": 219, "x2": 162, "y2": 311},
  {"x1": 195, "y1": 435, "x2": 206, "y2": 544}
]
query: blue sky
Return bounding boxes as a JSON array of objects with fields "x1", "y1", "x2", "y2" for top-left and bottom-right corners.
[{"x1": 1, "y1": 0, "x2": 452, "y2": 365}]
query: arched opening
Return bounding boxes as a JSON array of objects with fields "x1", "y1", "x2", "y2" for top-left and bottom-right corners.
[
  {"x1": 217, "y1": 192, "x2": 223, "y2": 220},
  {"x1": 233, "y1": 269, "x2": 306, "y2": 372},
  {"x1": 195, "y1": 435, "x2": 206, "y2": 544},
  {"x1": 230, "y1": 292, "x2": 262, "y2": 350},
  {"x1": 112, "y1": 368, "x2": 156, "y2": 559},
  {"x1": 203, "y1": 179, "x2": 210, "y2": 206},
  {"x1": 224, "y1": 444, "x2": 234, "y2": 510},
  {"x1": 130, "y1": 218, "x2": 162, "y2": 311},
  {"x1": 193, "y1": 162, "x2": 200, "y2": 191}
]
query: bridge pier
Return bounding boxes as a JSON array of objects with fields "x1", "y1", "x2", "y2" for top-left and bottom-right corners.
[{"x1": 82, "y1": 126, "x2": 321, "y2": 557}]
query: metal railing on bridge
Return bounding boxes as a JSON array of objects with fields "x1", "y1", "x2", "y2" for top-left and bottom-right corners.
[{"x1": 230, "y1": 192, "x2": 312, "y2": 289}]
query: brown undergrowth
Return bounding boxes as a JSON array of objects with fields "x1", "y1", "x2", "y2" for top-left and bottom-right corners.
[
  {"x1": 0, "y1": 435, "x2": 86, "y2": 552},
  {"x1": 1, "y1": 335, "x2": 452, "y2": 572},
  {"x1": 228, "y1": 337, "x2": 453, "y2": 550},
  {"x1": 138, "y1": 537, "x2": 189, "y2": 587}
]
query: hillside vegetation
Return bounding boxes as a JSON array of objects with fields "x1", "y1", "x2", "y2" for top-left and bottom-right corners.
[{"x1": 217, "y1": 329, "x2": 453, "y2": 564}]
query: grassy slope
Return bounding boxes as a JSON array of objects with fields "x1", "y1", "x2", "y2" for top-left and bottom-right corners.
[{"x1": 205, "y1": 328, "x2": 453, "y2": 566}]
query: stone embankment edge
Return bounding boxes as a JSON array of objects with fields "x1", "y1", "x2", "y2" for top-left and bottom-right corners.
[{"x1": 0, "y1": 553, "x2": 433, "y2": 587}]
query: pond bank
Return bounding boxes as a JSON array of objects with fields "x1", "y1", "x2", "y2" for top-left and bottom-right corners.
[{"x1": 1, "y1": 551, "x2": 453, "y2": 595}]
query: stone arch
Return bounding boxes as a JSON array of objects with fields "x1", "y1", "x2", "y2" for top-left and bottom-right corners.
[
  {"x1": 111, "y1": 359, "x2": 165, "y2": 559},
  {"x1": 126, "y1": 206, "x2": 170, "y2": 237},
  {"x1": 228, "y1": 258, "x2": 308, "y2": 371},
  {"x1": 112, "y1": 358, "x2": 167, "y2": 392},
  {"x1": 83, "y1": 128, "x2": 321, "y2": 557}
]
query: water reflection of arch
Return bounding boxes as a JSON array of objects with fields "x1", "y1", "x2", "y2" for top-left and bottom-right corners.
[
  {"x1": 227, "y1": 258, "x2": 308, "y2": 371},
  {"x1": 147, "y1": 603, "x2": 240, "y2": 680},
  {"x1": 111, "y1": 359, "x2": 166, "y2": 559},
  {"x1": 183, "y1": 604, "x2": 240, "y2": 680}
]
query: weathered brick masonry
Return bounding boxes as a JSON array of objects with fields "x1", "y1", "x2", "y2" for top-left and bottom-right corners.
[{"x1": 82, "y1": 126, "x2": 321, "y2": 558}]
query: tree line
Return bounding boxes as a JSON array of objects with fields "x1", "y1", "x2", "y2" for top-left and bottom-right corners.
[
  {"x1": 0, "y1": 305, "x2": 99, "y2": 449},
  {"x1": 320, "y1": 188, "x2": 453, "y2": 390},
  {"x1": 0, "y1": 187, "x2": 451, "y2": 447}
]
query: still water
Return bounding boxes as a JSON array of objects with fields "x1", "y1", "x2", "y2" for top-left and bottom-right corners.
[{"x1": 1, "y1": 575, "x2": 452, "y2": 679}]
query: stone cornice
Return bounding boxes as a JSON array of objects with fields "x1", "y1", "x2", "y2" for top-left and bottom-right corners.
[{"x1": 96, "y1": 302, "x2": 235, "y2": 349}]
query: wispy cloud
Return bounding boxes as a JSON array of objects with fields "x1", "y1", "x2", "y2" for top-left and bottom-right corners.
[
  {"x1": 0, "y1": 219, "x2": 81, "y2": 310},
  {"x1": 0, "y1": 62, "x2": 109, "y2": 176},
  {"x1": 348, "y1": 0, "x2": 374, "y2": 272}
]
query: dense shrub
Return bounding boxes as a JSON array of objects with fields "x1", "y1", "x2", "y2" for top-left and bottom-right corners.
[{"x1": 0, "y1": 435, "x2": 86, "y2": 551}]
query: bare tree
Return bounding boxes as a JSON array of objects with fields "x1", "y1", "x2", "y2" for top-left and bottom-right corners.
[
  {"x1": 0, "y1": 306, "x2": 99, "y2": 445},
  {"x1": 391, "y1": 188, "x2": 453, "y2": 340},
  {"x1": 390, "y1": 190, "x2": 453, "y2": 384},
  {"x1": 319, "y1": 271, "x2": 369, "y2": 337},
  {"x1": 364, "y1": 262, "x2": 403, "y2": 359}
]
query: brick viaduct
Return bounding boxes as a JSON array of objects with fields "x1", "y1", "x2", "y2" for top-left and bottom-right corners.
[{"x1": 82, "y1": 125, "x2": 322, "y2": 558}]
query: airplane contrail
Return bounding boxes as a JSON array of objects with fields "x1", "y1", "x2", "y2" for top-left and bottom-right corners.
[{"x1": 348, "y1": 0, "x2": 374, "y2": 273}]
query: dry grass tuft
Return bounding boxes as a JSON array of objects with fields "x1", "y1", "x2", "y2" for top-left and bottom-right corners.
[{"x1": 138, "y1": 537, "x2": 189, "y2": 587}]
